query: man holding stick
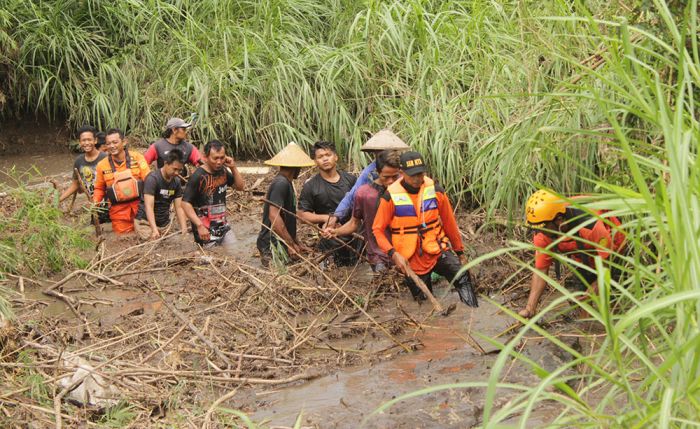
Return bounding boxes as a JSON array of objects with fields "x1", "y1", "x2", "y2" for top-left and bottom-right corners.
[
  {"x1": 59, "y1": 125, "x2": 109, "y2": 222},
  {"x1": 372, "y1": 151, "x2": 478, "y2": 307},
  {"x1": 257, "y1": 142, "x2": 314, "y2": 265},
  {"x1": 297, "y1": 141, "x2": 358, "y2": 266},
  {"x1": 322, "y1": 149, "x2": 402, "y2": 273}
]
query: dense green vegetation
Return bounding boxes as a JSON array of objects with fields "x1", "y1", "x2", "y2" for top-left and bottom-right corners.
[
  {"x1": 0, "y1": 0, "x2": 665, "y2": 210},
  {"x1": 1, "y1": 0, "x2": 698, "y2": 426},
  {"x1": 0, "y1": 175, "x2": 91, "y2": 277}
]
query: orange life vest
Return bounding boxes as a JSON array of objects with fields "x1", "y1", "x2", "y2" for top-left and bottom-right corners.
[
  {"x1": 104, "y1": 150, "x2": 144, "y2": 204},
  {"x1": 388, "y1": 177, "x2": 448, "y2": 260}
]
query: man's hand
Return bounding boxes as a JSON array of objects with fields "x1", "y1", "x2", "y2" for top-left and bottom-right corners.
[
  {"x1": 150, "y1": 228, "x2": 161, "y2": 240},
  {"x1": 320, "y1": 227, "x2": 336, "y2": 239},
  {"x1": 296, "y1": 242, "x2": 312, "y2": 254},
  {"x1": 287, "y1": 244, "x2": 300, "y2": 259},
  {"x1": 391, "y1": 252, "x2": 410, "y2": 276},
  {"x1": 288, "y1": 243, "x2": 309, "y2": 260},
  {"x1": 458, "y1": 253, "x2": 469, "y2": 266},
  {"x1": 224, "y1": 156, "x2": 236, "y2": 168},
  {"x1": 197, "y1": 224, "x2": 211, "y2": 242},
  {"x1": 326, "y1": 215, "x2": 338, "y2": 229},
  {"x1": 88, "y1": 203, "x2": 102, "y2": 216}
]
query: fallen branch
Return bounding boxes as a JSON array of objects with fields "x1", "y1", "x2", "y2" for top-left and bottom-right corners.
[
  {"x1": 202, "y1": 386, "x2": 240, "y2": 429},
  {"x1": 43, "y1": 270, "x2": 124, "y2": 294},
  {"x1": 290, "y1": 251, "x2": 411, "y2": 353},
  {"x1": 149, "y1": 283, "x2": 234, "y2": 369}
]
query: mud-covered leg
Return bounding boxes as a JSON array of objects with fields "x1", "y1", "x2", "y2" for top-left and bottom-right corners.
[{"x1": 433, "y1": 252, "x2": 478, "y2": 307}]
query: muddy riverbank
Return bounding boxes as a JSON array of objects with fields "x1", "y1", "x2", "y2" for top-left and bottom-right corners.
[
  {"x1": 0, "y1": 152, "x2": 588, "y2": 428},
  {"x1": 0, "y1": 116, "x2": 70, "y2": 156}
]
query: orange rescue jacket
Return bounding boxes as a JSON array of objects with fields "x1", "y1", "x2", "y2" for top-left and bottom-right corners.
[{"x1": 387, "y1": 177, "x2": 449, "y2": 260}]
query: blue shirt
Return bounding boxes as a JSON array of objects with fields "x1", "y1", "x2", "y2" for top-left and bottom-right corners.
[{"x1": 333, "y1": 160, "x2": 378, "y2": 219}]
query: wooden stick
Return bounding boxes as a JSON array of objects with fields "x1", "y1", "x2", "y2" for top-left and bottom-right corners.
[
  {"x1": 43, "y1": 269, "x2": 124, "y2": 293},
  {"x1": 202, "y1": 386, "x2": 240, "y2": 429},
  {"x1": 45, "y1": 290, "x2": 94, "y2": 335},
  {"x1": 150, "y1": 284, "x2": 234, "y2": 369},
  {"x1": 67, "y1": 192, "x2": 77, "y2": 213},
  {"x1": 112, "y1": 368, "x2": 319, "y2": 385},
  {"x1": 139, "y1": 324, "x2": 187, "y2": 365},
  {"x1": 405, "y1": 267, "x2": 444, "y2": 313},
  {"x1": 74, "y1": 168, "x2": 101, "y2": 237}
]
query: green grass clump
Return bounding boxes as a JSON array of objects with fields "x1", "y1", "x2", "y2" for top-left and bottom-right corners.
[
  {"x1": 96, "y1": 401, "x2": 137, "y2": 428},
  {"x1": 0, "y1": 173, "x2": 91, "y2": 276}
]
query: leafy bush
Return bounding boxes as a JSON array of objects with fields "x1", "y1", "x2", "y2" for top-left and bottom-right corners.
[{"x1": 0, "y1": 176, "x2": 91, "y2": 276}]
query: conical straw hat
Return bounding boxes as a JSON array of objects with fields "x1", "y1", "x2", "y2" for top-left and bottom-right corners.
[
  {"x1": 360, "y1": 129, "x2": 410, "y2": 152},
  {"x1": 264, "y1": 142, "x2": 315, "y2": 167}
]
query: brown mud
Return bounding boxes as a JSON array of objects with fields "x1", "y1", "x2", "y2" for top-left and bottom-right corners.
[
  {"x1": 0, "y1": 116, "x2": 70, "y2": 156},
  {"x1": 0, "y1": 152, "x2": 592, "y2": 428}
]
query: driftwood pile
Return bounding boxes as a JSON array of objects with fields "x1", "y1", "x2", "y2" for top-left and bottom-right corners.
[{"x1": 0, "y1": 230, "x2": 419, "y2": 427}]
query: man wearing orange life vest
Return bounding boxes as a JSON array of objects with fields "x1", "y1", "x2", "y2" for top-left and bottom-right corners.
[
  {"x1": 93, "y1": 128, "x2": 150, "y2": 234},
  {"x1": 519, "y1": 190, "x2": 626, "y2": 318},
  {"x1": 373, "y1": 151, "x2": 478, "y2": 307}
]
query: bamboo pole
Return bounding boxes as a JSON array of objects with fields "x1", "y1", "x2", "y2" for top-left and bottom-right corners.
[
  {"x1": 405, "y1": 267, "x2": 444, "y2": 313},
  {"x1": 74, "y1": 168, "x2": 102, "y2": 237}
]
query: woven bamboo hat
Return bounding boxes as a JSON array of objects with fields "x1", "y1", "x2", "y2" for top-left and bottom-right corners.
[
  {"x1": 264, "y1": 142, "x2": 315, "y2": 167},
  {"x1": 360, "y1": 129, "x2": 410, "y2": 152}
]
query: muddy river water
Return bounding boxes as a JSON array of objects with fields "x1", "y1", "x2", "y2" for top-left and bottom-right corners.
[
  {"x1": 0, "y1": 150, "x2": 76, "y2": 184},
  {"x1": 5, "y1": 150, "x2": 571, "y2": 427},
  {"x1": 250, "y1": 290, "x2": 563, "y2": 428}
]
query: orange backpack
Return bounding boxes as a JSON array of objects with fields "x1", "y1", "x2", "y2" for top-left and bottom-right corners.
[{"x1": 106, "y1": 151, "x2": 143, "y2": 203}]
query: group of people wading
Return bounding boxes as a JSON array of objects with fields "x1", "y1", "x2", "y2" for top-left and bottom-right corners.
[{"x1": 60, "y1": 120, "x2": 626, "y2": 317}]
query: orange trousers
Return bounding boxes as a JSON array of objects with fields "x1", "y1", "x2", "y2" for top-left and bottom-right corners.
[{"x1": 109, "y1": 200, "x2": 139, "y2": 234}]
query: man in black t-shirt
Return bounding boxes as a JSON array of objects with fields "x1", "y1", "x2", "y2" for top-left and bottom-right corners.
[
  {"x1": 182, "y1": 140, "x2": 245, "y2": 246},
  {"x1": 257, "y1": 142, "x2": 315, "y2": 265},
  {"x1": 134, "y1": 149, "x2": 189, "y2": 241},
  {"x1": 59, "y1": 125, "x2": 109, "y2": 222},
  {"x1": 144, "y1": 117, "x2": 202, "y2": 177},
  {"x1": 298, "y1": 141, "x2": 358, "y2": 266}
]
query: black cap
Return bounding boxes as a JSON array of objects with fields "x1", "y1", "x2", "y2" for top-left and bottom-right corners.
[{"x1": 399, "y1": 151, "x2": 427, "y2": 176}]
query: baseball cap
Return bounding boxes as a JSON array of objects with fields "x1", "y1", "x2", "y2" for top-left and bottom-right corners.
[
  {"x1": 165, "y1": 117, "x2": 192, "y2": 130},
  {"x1": 400, "y1": 151, "x2": 427, "y2": 176}
]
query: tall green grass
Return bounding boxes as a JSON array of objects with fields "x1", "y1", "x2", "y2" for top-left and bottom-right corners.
[
  {"x1": 1, "y1": 0, "x2": 636, "y2": 211},
  {"x1": 372, "y1": 1, "x2": 700, "y2": 426}
]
